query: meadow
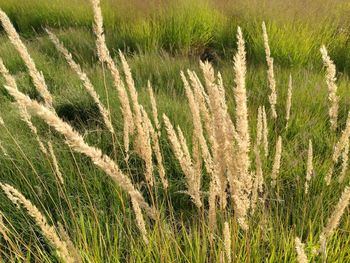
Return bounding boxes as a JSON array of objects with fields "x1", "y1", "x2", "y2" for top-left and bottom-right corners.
[{"x1": 0, "y1": 0, "x2": 350, "y2": 262}]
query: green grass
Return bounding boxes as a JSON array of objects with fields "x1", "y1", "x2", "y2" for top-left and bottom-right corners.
[{"x1": 0, "y1": 0, "x2": 350, "y2": 262}]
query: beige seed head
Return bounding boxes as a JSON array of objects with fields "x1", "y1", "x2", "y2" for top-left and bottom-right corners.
[
  {"x1": 262, "y1": 106, "x2": 269, "y2": 157},
  {"x1": 338, "y1": 139, "x2": 349, "y2": 183},
  {"x1": 0, "y1": 183, "x2": 75, "y2": 263},
  {"x1": 295, "y1": 237, "x2": 308, "y2": 263},
  {"x1": 271, "y1": 136, "x2": 282, "y2": 188},
  {"x1": 320, "y1": 45, "x2": 338, "y2": 131},
  {"x1": 285, "y1": 74, "x2": 293, "y2": 129},
  {"x1": 304, "y1": 140, "x2": 313, "y2": 194},
  {"x1": 223, "y1": 222, "x2": 232, "y2": 263},
  {"x1": 0, "y1": 9, "x2": 53, "y2": 107}
]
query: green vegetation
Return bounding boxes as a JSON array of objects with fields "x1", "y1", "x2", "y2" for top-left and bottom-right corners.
[{"x1": 0, "y1": 0, "x2": 350, "y2": 262}]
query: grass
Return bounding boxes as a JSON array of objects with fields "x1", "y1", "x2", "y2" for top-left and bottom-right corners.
[{"x1": 0, "y1": 0, "x2": 350, "y2": 262}]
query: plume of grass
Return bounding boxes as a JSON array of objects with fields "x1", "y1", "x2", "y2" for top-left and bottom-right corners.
[
  {"x1": 320, "y1": 45, "x2": 338, "y2": 131},
  {"x1": 271, "y1": 136, "x2": 282, "y2": 188},
  {"x1": 46, "y1": 29, "x2": 115, "y2": 134},
  {"x1": 0, "y1": 58, "x2": 48, "y2": 155},
  {"x1": 251, "y1": 145, "x2": 264, "y2": 214},
  {"x1": 0, "y1": 9, "x2": 53, "y2": 107},
  {"x1": 90, "y1": 0, "x2": 134, "y2": 157},
  {"x1": 256, "y1": 106, "x2": 263, "y2": 146},
  {"x1": 163, "y1": 114, "x2": 202, "y2": 208},
  {"x1": 148, "y1": 81, "x2": 160, "y2": 132},
  {"x1": 223, "y1": 222, "x2": 231, "y2": 263},
  {"x1": 0, "y1": 183, "x2": 75, "y2": 263},
  {"x1": 319, "y1": 186, "x2": 350, "y2": 258},
  {"x1": 120, "y1": 52, "x2": 154, "y2": 187},
  {"x1": 4, "y1": 85, "x2": 156, "y2": 219},
  {"x1": 338, "y1": 139, "x2": 349, "y2": 183},
  {"x1": 304, "y1": 140, "x2": 313, "y2": 194},
  {"x1": 130, "y1": 197, "x2": 149, "y2": 244},
  {"x1": 57, "y1": 223, "x2": 82, "y2": 263},
  {"x1": 326, "y1": 112, "x2": 350, "y2": 185},
  {"x1": 295, "y1": 237, "x2": 308, "y2": 263},
  {"x1": 262, "y1": 106, "x2": 269, "y2": 157},
  {"x1": 262, "y1": 22, "x2": 277, "y2": 119},
  {"x1": 285, "y1": 74, "x2": 293, "y2": 129},
  {"x1": 47, "y1": 141, "x2": 64, "y2": 185}
]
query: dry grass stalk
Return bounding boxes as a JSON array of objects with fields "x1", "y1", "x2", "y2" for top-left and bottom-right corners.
[
  {"x1": 130, "y1": 197, "x2": 149, "y2": 244},
  {"x1": 46, "y1": 29, "x2": 115, "y2": 134},
  {"x1": 0, "y1": 58, "x2": 48, "y2": 155},
  {"x1": 338, "y1": 139, "x2": 349, "y2": 183},
  {"x1": 148, "y1": 81, "x2": 160, "y2": 132},
  {"x1": 251, "y1": 145, "x2": 264, "y2": 213},
  {"x1": 4, "y1": 85, "x2": 156, "y2": 219},
  {"x1": 232, "y1": 27, "x2": 252, "y2": 229},
  {"x1": 47, "y1": 141, "x2": 64, "y2": 185},
  {"x1": 256, "y1": 106, "x2": 263, "y2": 146},
  {"x1": 304, "y1": 140, "x2": 313, "y2": 194},
  {"x1": 271, "y1": 136, "x2": 282, "y2": 188},
  {"x1": 0, "y1": 183, "x2": 75, "y2": 263},
  {"x1": 262, "y1": 22, "x2": 277, "y2": 119},
  {"x1": 295, "y1": 237, "x2": 308, "y2": 263},
  {"x1": 163, "y1": 114, "x2": 202, "y2": 208},
  {"x1": 223, "y1": 222, "x2": 232, "y2": 263},
  {"x1": 262, "y1": 106, "x2": 269, "y2": 157},
  {"x1": 285, "y1": 74, "x2": 293, "y2": 129},
  {"x1": 326, "y1": 112, "x2": 350, "y2": 185},
  {"x1": 90, "y1": 0, "x2": 134, "y2": 156},
  {"x1": 198, "y1": 63, "x2": 229, "y2": 209},
  {"x1": 57, "y1": 223, "x2": 82, "y2": 263},
  {"x1": 120, "y1": 52, "x2": 154, "y2": 187},
  {"x1": 0, "y1": 9, "x2": 53, "y2": 107},
  {"x1": 320, "y1": 45, "x2": 338, "y2": 131},
  {"x1": 319, "y1": 186, "x2": 350, "y2": 257}
]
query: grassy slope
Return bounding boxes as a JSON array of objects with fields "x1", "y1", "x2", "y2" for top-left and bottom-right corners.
[{"x1": 0, "y1": 0, "x2": 350, "y2": 262}]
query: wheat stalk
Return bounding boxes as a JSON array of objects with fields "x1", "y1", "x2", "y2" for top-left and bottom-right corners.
[
  {"x1": 0, "y1": 9, "x2": 53, "y2": 107},
  {"x1": 46, "y1": 29, "x2": 115, "y2": 135},
  {"x1": 320, "y1": 45, "x2": 338, "y2": 131},
  {"x1": 262, "y1": 22, "x2": 277, "y2": 119},
  {"x1": 4, "y1": 85, "x2": 156, "y2": 219},
  {"x1": 0, "y1": 183, "x2": 75, "y2": 263}
]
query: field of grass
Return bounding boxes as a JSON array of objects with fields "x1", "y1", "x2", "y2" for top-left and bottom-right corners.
[{"x1": 0, "y1": 0, "x2": 350, "y2": 262}]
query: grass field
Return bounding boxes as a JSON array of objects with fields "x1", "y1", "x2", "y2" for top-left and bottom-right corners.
[{"x1": 0, "y1": 0, "x2": 350, "y2": 262}]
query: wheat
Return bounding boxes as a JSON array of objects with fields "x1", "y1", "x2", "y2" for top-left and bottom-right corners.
[
  {"x1": 48, "y1": 141, "x2": 64, "y2": 185},
  {"x1": 4, "y1": 85, "x2": 156, "y2": 219},
  {"x1": 0, "y1": 183, "x2": 75, "y2": 263},
  {"x1": 46, "y1": 29, "x2": 115, "y2": 134},
  {"x1": 0, "y1": 58, "x2": 48, "y2": 155},
  {"x1": 320, "y1": 45, "x2": 338, "y2": 131},
  {"x1": 0, "y1": 9, "x2": 53, "y2": 107},
  {"x1": 304, "y1": 140, "x2": 313, "y2": 194},
  {"x1": 295, "y1": 237, "x2": 308, "y2": 263},
  {"x1": 271, "y1": 136, "x2": 282, "y2": 188},
  {"x1": 339, "y1": 139, "x2": 349, "y2": 183},
  {"x1": 285, "y1": 74, "x2": 293, "y2": 129},
  {"x1": 262, "y1": 22, "x2": 277, "y2": 119},
  {"x1": 223, "y1": 222, "x2": 232, "y2": 263}
]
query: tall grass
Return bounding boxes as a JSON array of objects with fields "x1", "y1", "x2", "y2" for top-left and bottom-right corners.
[{"x1": 0, "y1": 1, "x2": 350, "y2": 262}]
